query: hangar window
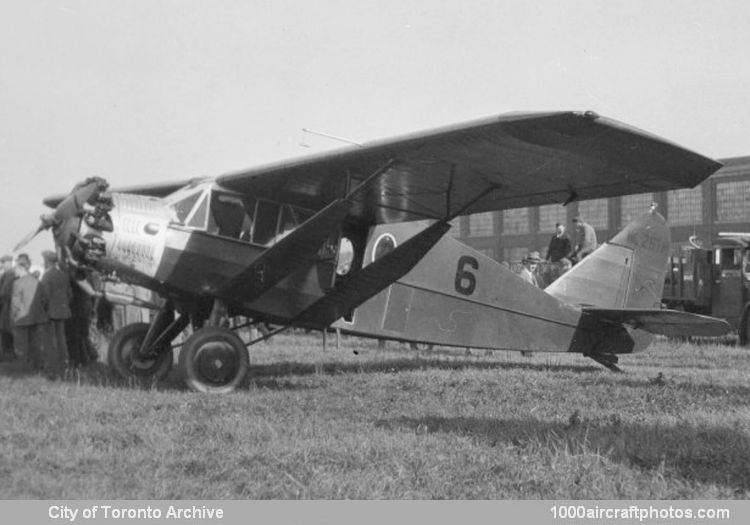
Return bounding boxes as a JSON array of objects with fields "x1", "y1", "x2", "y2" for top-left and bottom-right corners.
[
  {"x1": 667, "y1": 187, "x2": 702, "y2": 225},
  {"x1": 538, "y1": 204, "x2": 567, "y2": 233},
  {"x1": 621, "y1": 193, "x2": 653, "y2": 227},
  {"x1": 502, "y1": 208, "x2": 529, "y2": 234},
  {"x1": 469, "y1": 212, "x2": 494, "y2": 237},
  {"x1": 716, "y1": 180, "x2": 750, "y2": 223},
  {"x1": 578, "y1": 199, "x2": 609, "y2": 229}
]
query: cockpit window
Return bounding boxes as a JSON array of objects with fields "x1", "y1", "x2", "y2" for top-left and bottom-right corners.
[
  {"x1": 208, "y1": 193, "x2": 248, "y2": 238},
  {"x1": 171, "y1": 190, "x2": 203, "y2": 224},
  {"x1": 168, "y1": 185, "x2": 314, "y2": 245},
  {"x1": 187, "y1": 193, "x2": 209, "y2": 229}
]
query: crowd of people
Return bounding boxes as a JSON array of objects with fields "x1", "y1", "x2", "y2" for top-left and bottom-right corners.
[{"x1": 0, "y1": 251, "x2": 100, "y2": 378}]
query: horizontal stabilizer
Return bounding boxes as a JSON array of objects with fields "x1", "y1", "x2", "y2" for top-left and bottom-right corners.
[{"x1": 582, "y1": 307, "x2": 731, "y2": 338}]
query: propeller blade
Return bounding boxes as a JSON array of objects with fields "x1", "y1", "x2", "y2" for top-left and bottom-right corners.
[
  {"x1": 53, "y1": 177, "x2": 108, "y2": 223},
  {"x1": 13, "y1": 224, "x2": 45, "y2": 252},
  {"x1": 14, "y1": 177, "x2": 109, "y2": 254}
]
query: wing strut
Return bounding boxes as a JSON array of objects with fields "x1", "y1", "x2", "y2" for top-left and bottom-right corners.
[
  {"x1": 294, "y1": 219, "x2": 452, "y2": 327},
  {"x1": 218, "y1": 159, "x2": 399, "y2": 302}
]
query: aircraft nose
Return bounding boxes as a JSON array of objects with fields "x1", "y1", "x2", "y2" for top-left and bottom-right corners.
[{"x1": 14, "y1": 176, "x2": 110, "y2": 254}]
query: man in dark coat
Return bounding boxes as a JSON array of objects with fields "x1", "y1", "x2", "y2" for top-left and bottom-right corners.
[
  {"x1": 40, "y1": 250, "x2": 72, "y2": 377},
  {"x1": 0, "y1": 254, "x2": 16, "y2": 361},
  {"x1": 11, "y1": 254, "x2": 48, "y2": 372},
  {"x1": 546, "y1": 223, "x2": 573, "y2": 263},
  {"x1": 66, "y1": 269, "x2": 100, "y2": 367}
]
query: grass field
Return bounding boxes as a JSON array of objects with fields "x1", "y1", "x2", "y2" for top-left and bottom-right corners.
[{"x1": 1, "y1": 334, "x2": 749, "y2": 499}]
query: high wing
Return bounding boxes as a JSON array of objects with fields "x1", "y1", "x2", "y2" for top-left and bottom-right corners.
[
  {"x1": 214, "y1": 111, "x2": 721, "y2": 223},
  {"x1": 43, "y1": 111, "x2": 720, "y2": 222},
  {"x1": 582, "y1": 307, "x2": 731, "y2": 338}
]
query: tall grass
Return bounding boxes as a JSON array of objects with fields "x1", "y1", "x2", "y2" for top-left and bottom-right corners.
[{"x1": 1, "y1": 335, "x2": 749, "y2": 499}]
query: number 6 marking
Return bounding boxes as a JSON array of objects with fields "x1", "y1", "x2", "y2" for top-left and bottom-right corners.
[{"x1": 455, "y1": 255, "x2": 478, "y2": 295}]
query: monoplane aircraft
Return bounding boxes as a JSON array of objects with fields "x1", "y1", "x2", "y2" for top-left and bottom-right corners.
[{"x1": 21, "y1": 111, "x2": 730, "y2": 392}]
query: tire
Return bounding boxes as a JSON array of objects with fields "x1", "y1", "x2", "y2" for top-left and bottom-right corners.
[
  {"x1": 179, "y1": 326, "x2": 249, "y2": 393},
  {"x1": 108, "y1": 322, "x2": 173, "y2": 381}
]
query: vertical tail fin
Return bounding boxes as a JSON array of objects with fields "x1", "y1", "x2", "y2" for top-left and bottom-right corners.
[{"x1": 545, "y1": 209, "x2": 670, "y2": 309}]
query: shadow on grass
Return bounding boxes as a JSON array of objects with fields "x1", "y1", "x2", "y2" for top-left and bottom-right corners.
[
  {"x1": 376, "y1": 415, "x2": 750, "y2": 493},
  {"x1": 1, "y1": 353, "x2": 603, "y2": 392},
  {"x1": 246, "y1": 356, "x2": 602, "y2": 387}
]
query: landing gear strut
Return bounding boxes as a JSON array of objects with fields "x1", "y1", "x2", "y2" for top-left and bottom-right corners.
[
  {"x1": 108, "y1": 299, "x2": 186, "y2": 382},
  {"x1": 108, "y1": 297, "x2": 261, "y2": 393},
  {"x1": 108, "y1": 322, "x2": 174, "y2": 381}
]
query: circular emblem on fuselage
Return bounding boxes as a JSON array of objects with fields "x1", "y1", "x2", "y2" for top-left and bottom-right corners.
[{"x1": 372, "y1": 232, "x2": 397, "y2": 263}]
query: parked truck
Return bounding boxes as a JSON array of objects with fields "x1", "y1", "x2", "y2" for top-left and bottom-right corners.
[{"x1": 662, "y1": 234, "x2": 750, "y2": 345}]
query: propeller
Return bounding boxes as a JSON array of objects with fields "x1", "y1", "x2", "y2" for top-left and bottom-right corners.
[{"x1": 14, "y1": 176, "x2": 109, "y2": 252}]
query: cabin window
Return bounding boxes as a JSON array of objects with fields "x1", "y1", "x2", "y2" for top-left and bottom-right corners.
[
  {"x1": 277, "y1": 205, "x2": 298, "y2": 241},
  {"x1": 171, "y1": 190, "x2": 203, "y2": 224},
  {"x1": 187, "y1": 193, "x2": 209, "y2": 229},
  {"x1": 715, "y1": 248, "x2": 742, "y2": 269},
  {"x1": 208, "y1": 193, "x2": 247, "y2": 238},
  {"x1": 253, "y1": 200, "x2": 281, "y2": 246},
  {"x1": 337, "y1": 237, "x2": 354, "y2": 275}
]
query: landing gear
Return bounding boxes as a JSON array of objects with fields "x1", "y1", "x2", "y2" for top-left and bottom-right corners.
[
  {"x1": 108, "y1": 322, "x2": 174, "y2": 381},
  {"x1": 179, "y1": 326, "x2": 249, "y2": 393}
]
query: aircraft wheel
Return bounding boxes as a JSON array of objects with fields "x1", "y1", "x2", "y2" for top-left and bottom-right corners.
[
  {"x1": 179, "y1": 327, "x2": 249, "y2": 393},
  {"x1": 108, "y1": 322, "x2": 173, "y2": 381}
]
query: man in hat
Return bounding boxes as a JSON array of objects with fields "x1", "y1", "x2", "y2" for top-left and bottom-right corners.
[
  {"x1": 40, "y1": 250, "x2": 72, "y2": 377},
  {"x1": 10, "y1": 253, "x2": 48, "y2": 372},
  {"x1": 572, "y1": 216, "x2": 597, "y2": 262},
  {"x1": 519, "y1": 251, "x2": 542, "y2": 287},
  {"x1": 0, "y1": 254, "x2": 16, "y2": 360}
]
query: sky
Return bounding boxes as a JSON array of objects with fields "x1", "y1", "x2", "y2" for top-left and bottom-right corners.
[{"x1": 1, "y1": 0, "x2": 749, "y2": 262}]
